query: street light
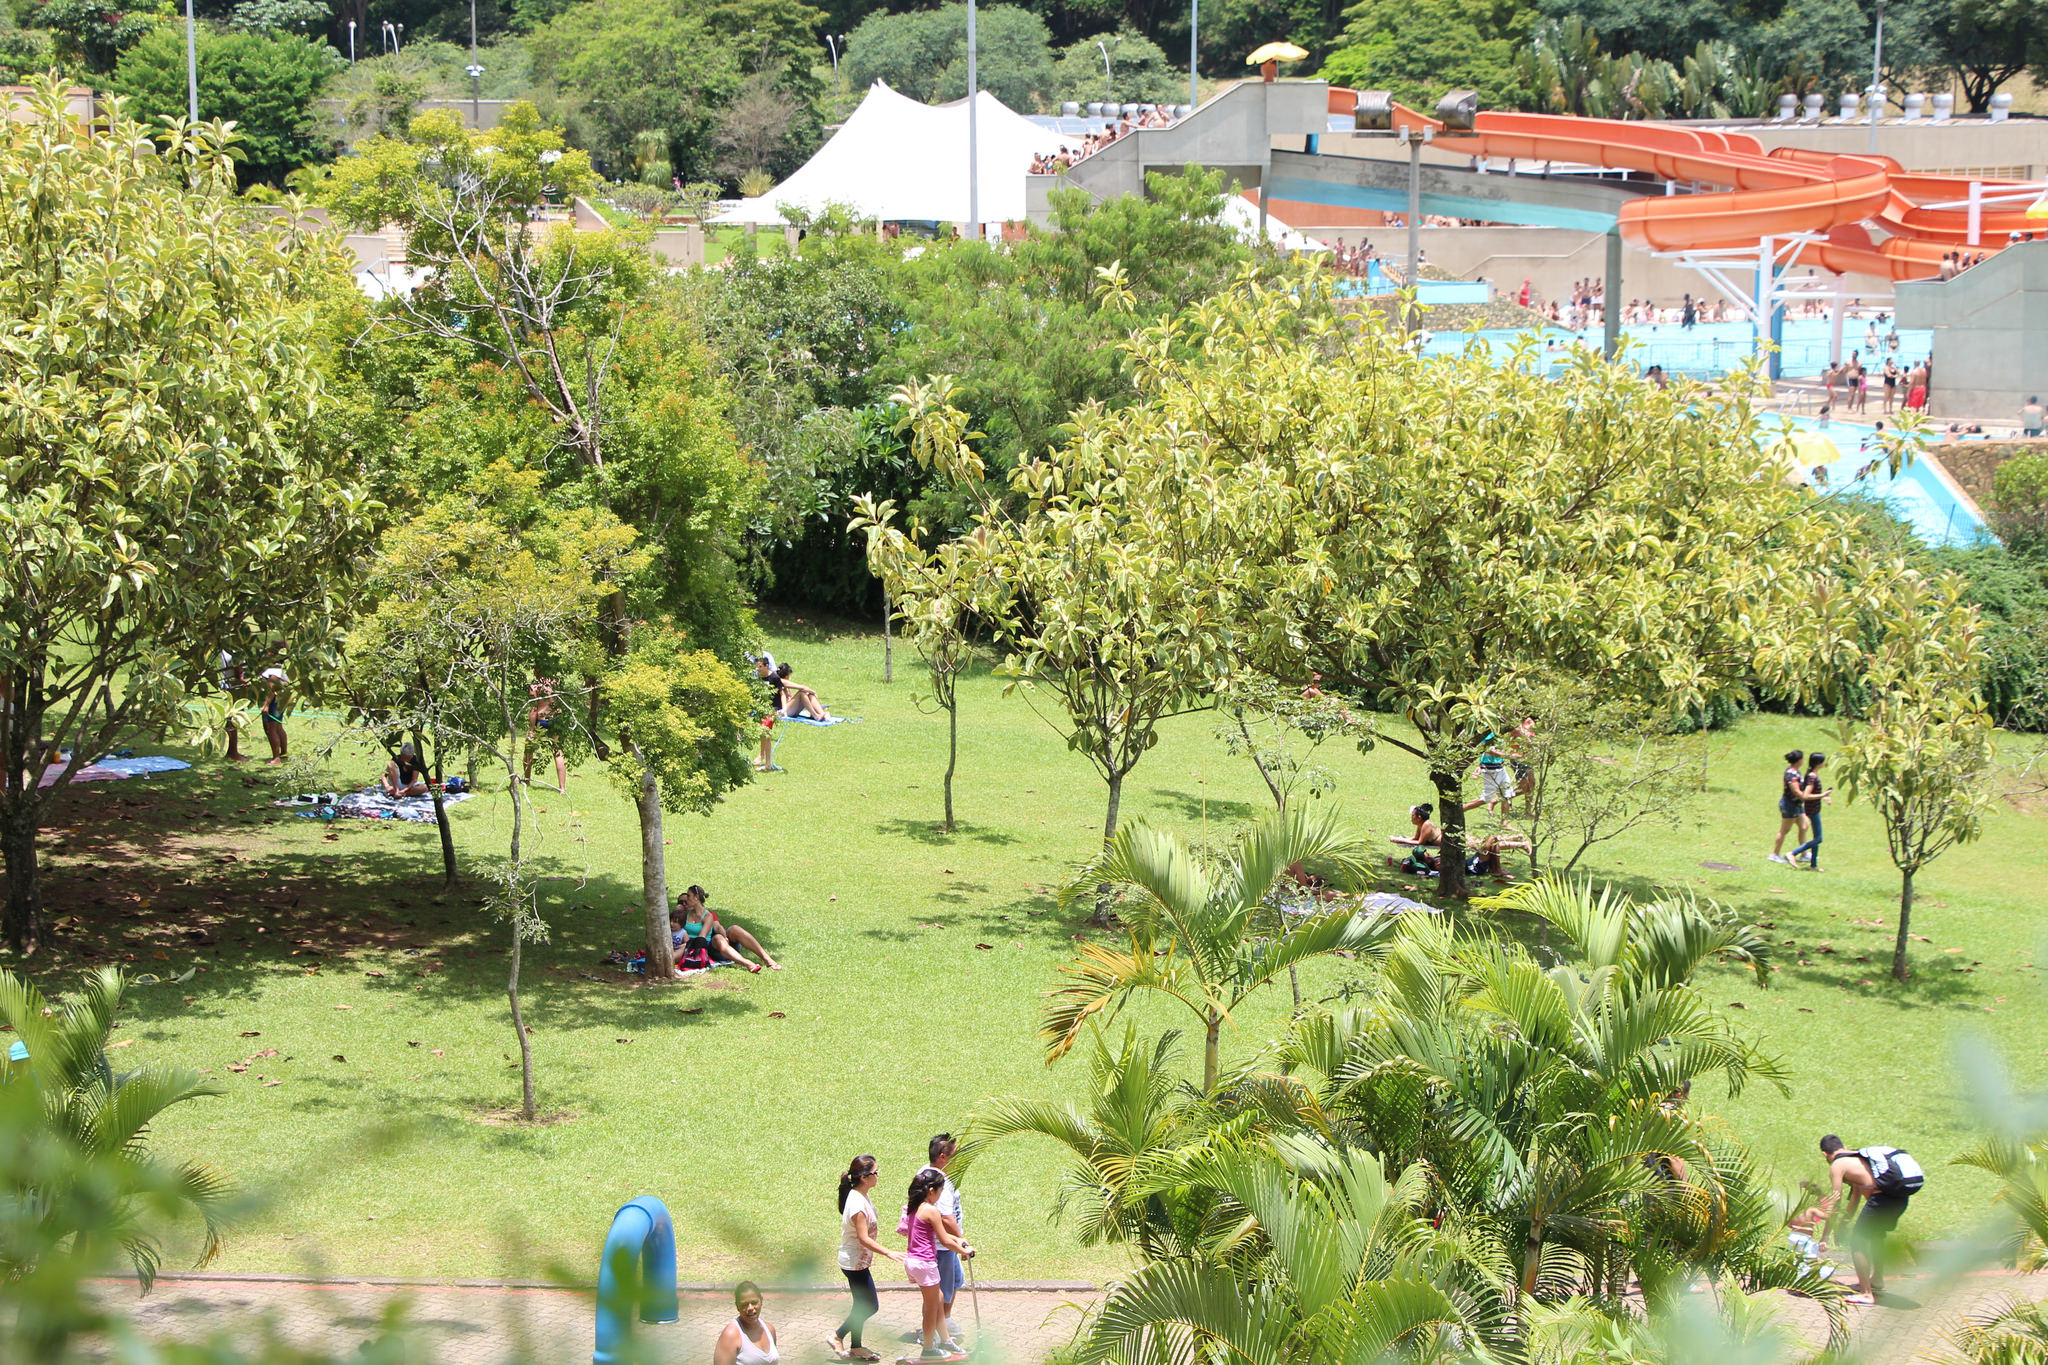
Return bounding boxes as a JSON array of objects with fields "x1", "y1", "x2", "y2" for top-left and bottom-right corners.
[
  {"x1": 1867, "y1": 0, "x2": 1887, "y2": 153},
  {"x1": 347, "y1": 19, "x2": 355, "y2": 62},
  {"x1": 184, "y1": 0, "x2": 197, "y2": 120},
  {"x1": 467, "y1": 0, "x2": 483, "y2": 127},
  {"x1": 1096, "y1": 36, "x2": 1120, "y2": 104},
  {"x1": 1188, "y1": 0, "x2": 1198, "y2": 110},
  {"x1": 825, "y1": 33, "x2": 845, "y2": 80}
]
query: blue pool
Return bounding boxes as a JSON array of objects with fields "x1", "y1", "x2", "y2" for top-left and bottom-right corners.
[
  {"x1": 1419, "y1": 317, "x2": 1932, "y2": 382},
  {"x1": 1765, "y1": 413, "x2": 1990, "y2": 548}
]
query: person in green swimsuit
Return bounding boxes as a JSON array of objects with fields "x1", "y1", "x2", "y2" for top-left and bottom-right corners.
[{"x1": 258, "y1": 668, "x2": 289, "y2": 765}]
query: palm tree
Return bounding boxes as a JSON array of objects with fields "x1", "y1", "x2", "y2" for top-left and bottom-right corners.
[
  {"x1": 1045, "y1": 805, "x2": 1396, "y2": 1093},
  {"x1": 0, "y1": 968, "x2": 231, "y2": 1288},
  {"x1": 957, "y1": 1026, "x2": 1199, "y2": 1256}
]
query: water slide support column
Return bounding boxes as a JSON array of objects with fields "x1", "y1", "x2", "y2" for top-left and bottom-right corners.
[
  {"x1": 1602, "y1": 227, "x2": 1622, "y2": 360},
  {"x1": 1755, "y1": 237, "x2": 1775, "y2": 378},
  {"x1": 1829, "y1": 293, "x2": 1845, "y2": 369}
]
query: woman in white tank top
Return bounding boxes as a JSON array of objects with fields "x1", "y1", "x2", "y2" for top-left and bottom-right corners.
[{"x1": 714, "y1": 1281, "x2": 780, "y2": 1365}]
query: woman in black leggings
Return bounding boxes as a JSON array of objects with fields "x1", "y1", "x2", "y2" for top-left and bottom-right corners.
[{"x1": 833, "y1": 1155, "x2": 898, "y2": 1360}]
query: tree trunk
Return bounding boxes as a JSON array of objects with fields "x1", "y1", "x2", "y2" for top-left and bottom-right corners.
[
  {"x1": 419, "y1": 728, "x2": 456, "y2": 889},
  {"x1": 1893, "y1": 867, "x2": 1915, "y2": 982},
  {"x1": 1103, "y1": 768, "x2": 1124, "y2": 844},
  {"x1": 943, "y1": 696, "x2": 958, "y2": 832},
  {"x1": 883, "y1": 587, "x2": 894, "y2": 684},
  {"x1": 635, "y1": 745, "x2": 674, "y2": 978},
  {"x1": 1204, "y1": 1007, "x2": 1220, "y2": 1094},
  {"x1": 1432, "y1": 768, "x2": 1469, "y2": 899},
  {"x1": 1521, "y1": 1230, "x2": 1543, "y2": 1296},
  {"x1": 508, "y1": 926, "x2": 536, "y2": 1122},
  {"x1": 1, "y1": 801, "x2": 45, "y2": 955}
]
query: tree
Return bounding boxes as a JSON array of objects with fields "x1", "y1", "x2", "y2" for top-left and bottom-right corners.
[
  {"x1": 1989, "y1": 448, "x2": 2048, "y2": 554},
  {"x1": 856, "y1": 500, "x2": 984, "y2": 831},
  {"x1": 1517, "y1": 691, "x2": 1707, "y2": 874},
  {"x1": 1321, "y1": 0, "x2": 1532, "y2": 110},
  {"x1": 712, "y1": 65, "x2": 804, "y2": 183},
  {"x1": 33, "y1": 0, "x2": 154, "y2": 72},
  {"x1": 1014, "y1": 276, "x2": 1829, "y2": 897},
  {"x1": 1834, "y1": 565, "x2": 1996, "y2": 982},
  {"x1": 1051, "y1": 28, "x2": 1186, "y2": 105},
  {"x1": 0, "y1": 968, "x2": 229, "y2": 1356},
  {"x1": 1044, "y1": 805, "x2": 1394, "y2": 1092},
  {"x1": 112, "y1": 27, "x2": 343, "y2": 187},
  {"x1": 356, "y1": 473, "x2": 642, "y2": 1120},
  {"x1": 0, "y1": 81, "x2": 376, "y2": 953},
  {"x1": 1215, "y1": 675, "x2": 1367, "y2": 813},
  {"x1": 843, "y1": 3, "x2": 1057, "y2": 110},
  {"x1": 327, "y1": 105, "x2": 761, "y2": 976}
]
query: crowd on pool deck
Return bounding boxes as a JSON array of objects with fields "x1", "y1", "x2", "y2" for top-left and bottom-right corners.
[{"x1": 1029, "y1": 106, "x2": 1182, "y2": 174}]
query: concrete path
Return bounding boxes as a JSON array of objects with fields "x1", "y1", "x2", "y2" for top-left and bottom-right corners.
[
  {"x1": 94, "y1": 1265, "x2": 2048, "y2": 1363},
  {"x1": 97, "y1": 1275, "x2": 1103, "y2": 1365}
]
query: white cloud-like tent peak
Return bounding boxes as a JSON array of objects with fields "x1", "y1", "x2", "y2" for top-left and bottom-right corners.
[{"x1": 717, "y1": 81, "x2": 1063, "y2": 226}]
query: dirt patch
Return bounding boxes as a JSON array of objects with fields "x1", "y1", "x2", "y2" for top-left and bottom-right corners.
[{"x1": 468, "y1": 1105, "x2": 580, "y2": 1128}]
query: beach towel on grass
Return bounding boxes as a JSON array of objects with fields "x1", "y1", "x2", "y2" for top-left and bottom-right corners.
[
  {"x1": 38, "y1": 755, "x2": 190, "y2": 787},
  {"x1": 777, "y1": 714, "x2": 856, "y2": 727},
  {"x1": 298, "y1": 786, "x2": 474, "y2": 823}
]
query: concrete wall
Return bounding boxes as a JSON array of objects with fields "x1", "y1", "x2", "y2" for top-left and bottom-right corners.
[
  {"x1": 1896, "y1": 240, "x2": 2048, "y2": 418},
  {"x1": 1728, "y1": 120, "x2": 2048, "y2": 179}
]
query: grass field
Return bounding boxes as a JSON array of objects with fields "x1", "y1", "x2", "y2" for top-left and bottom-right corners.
[{"x1": 22, "y1": 614, "x2": 2048, "y2": 1285}]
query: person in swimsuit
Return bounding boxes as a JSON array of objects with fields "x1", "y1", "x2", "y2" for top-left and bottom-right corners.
[
  {"x1": 258, "y1": 668, "x2": 289, "y2": 765},
  {"x1": 1386, "y1": 803, "x2": 1442, "y2": 874},
  {"x1": 523, "y1": 676, "x2": 568, "y2": 793},
  {"x1": 713, "y1": 1282, "x2": 781, "y2": 1365},
  {"x1": 1768, "y1": 749, "x2": 1808, "y2": 864},
  {"x1": 674, "y1": 884, "x2": 782, "y2": 972},
  {"x1": 1815, "y1": 1136, "x2": 1916, "y2": 1305},
  {"x1": 833, "y1": 1155, "x2": 898, "y2": 1361},
  {"x1": 774, "y1": 663, "x2": 832, "y2": 722},
  {"x1": 1882, "y1": 359, "x2": 1900, "y2": 414},
  {"x1": 381, "y1": 741, "x2": 430, "y2": 797},
  {"x1": 752, "y1": 655, "x2": 783, "y2": 771},
  {"x1": 900, "y1": 1169, "x2": 974, "y2": 1359}
]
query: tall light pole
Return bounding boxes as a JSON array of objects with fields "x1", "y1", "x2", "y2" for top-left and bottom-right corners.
[
  {"x1": 1188, "y1": 0, "x2": 1198, "y2": 109},
  {"x1": 966, "y1": 0, "x2": 978, "y2": 239},
  {"x1": 347, "y1": 19, "x2": 356, "y2": 61},
  {"x1": 825, "y1": 33, "x2": 844, "y2": 81},
  {"x1": 184, "y1": 0, "x2": 198, "y2": 121},
  {"x1": 1096, "y1": 38, "x2": 1115, "y2": 104},
  {"x1": 466, "y1": 0, "x2": 483, "y2": 127},
  {"x1": 1868, "y1": 0, "x2": 1886, "y2": 153}
]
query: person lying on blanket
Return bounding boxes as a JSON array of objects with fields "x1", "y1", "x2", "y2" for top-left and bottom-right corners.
[
  {"x1": 671, "y1": 883, "x2": 783, "y2": 973},
  {"x1": 380, "y1": 742, "x2": 430, "y2": 798}
]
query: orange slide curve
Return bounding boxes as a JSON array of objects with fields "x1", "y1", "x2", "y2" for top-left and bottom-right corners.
[{"x1": 1329, "y1": 93, "x2": 2037, "y2": 282}]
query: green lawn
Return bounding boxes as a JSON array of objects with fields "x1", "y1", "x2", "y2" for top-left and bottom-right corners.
[{"x1": 25, "y1": 615, "x2": 2048, "y2": 1284}]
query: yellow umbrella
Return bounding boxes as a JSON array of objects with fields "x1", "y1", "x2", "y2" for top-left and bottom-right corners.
[
  {"x1": 2025, "y1": 192, "x2": 2048, "y2": 220},
  {"x1": 1246, "y1": 41, "x2": 1309, "y2": 64},
  {"x1": 1766, "y1": 428, "x2": 1840, "y2": 485}
]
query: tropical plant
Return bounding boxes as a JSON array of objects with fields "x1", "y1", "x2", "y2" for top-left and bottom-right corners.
[
  {"x1": 1044, "y1": 805, "x2": 1396, "y2": 1092},
  {"x1": 0, "y1": 969, "x2": 229, "y2": 1297}
]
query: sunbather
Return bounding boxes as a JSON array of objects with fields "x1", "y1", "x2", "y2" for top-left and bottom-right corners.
[
  {"x1": 774, "y1": 664, "x2": 832, "y2": 722},
  {"x1": 675, "y1": 884, "x2": 783, "y2": 973},
  {"x1": 380, "y1": 742, "x2": 430, "y2": 797},
  {"x1": 1386, "y1": 803, "x2": 1441, "y2": 874}
]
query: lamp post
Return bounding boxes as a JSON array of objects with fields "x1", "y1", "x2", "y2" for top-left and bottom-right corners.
[
  {"x1": 966, "y1": 0, "x2": 978, "y2": 239},
  {"x1": 1096, "y1": 37, "x2": 1117, "y2": 104},
  {"x1": 1188, "y1": 0, "x2": 1198, "y2": 109},
  {"x1": 1868, "y1": 0, "x2": 1886, "y2": 152},
  {"x1": 184, "y1": 0, "x2": 197, "y2": 121},
  {"x1": 347, "y1": 19, "x2": 355, "y2": 61},
  {"x1": 467, "y1": 0, "x2": 483, "y2": 127},
  {"x1": 825, "y1": 33, "x2": 844, "y2": 80}
]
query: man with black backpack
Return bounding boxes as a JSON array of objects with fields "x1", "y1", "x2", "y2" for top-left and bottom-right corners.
[{"x1": 1816, "y1": 1135, "x2": 1925, "y2": 1304}]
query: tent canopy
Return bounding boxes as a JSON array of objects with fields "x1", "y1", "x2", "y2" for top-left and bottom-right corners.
[{"x1": 717, "y1": 81, "x2": 1062, "y2": 226}]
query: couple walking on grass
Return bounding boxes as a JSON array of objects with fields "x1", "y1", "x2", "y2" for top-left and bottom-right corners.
[
  {"x1": 836, "y1": 1136, "x2": 975, "y2": 1363},
  {"x1": 1770, "y1": 749, "x2": 1832, "y2": 870}
]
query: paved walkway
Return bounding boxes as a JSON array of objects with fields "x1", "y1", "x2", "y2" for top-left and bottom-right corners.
[
  {"x1": 94, "y1": 1266, "x2": 2048, "y2": 1363},
  {"x1": 97, "y1": 1275, "x2": 1103, "y2": 1365}
]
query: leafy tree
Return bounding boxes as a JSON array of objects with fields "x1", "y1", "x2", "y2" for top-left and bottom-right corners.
[
  {"x1": 112, "y1": 27, "x2": 343, "y2": 187},
  {"x1": 0, "y1": 25, "x2": 58, "y2": 83},
  {"x1": 1215, "y1": 674, "x2": 1367, "y2": 813},
  {"x1": 228, "y1": 0, "x2": 331, "y2": 31},
  {"x1": 843, "y1": 2, "x2": 1056, "y2": 110},
  {"x1": 1051, "y1": 28, "x2": 1185, "y2": 104},
  {"x1": 1535, "y1": 0, "x2": 1736, "y2": 65},
  {"x1": 33, "y1": 0, "x2": 154, "y2": 72},
  {"x1": 0, "y1": 81, "x2": 376, "y2": 953},
  {"x1": 0, "y1": 968, "x2": 229, "y2": 1357},
  {"x1": 1516, "y1": 690, "x2": 1707, "y2": 874},
  {"x1": 1835, "y1": 569, "x2": 1997, "y2": 982},
  {"x1": 1321, "y1": 0, "x2": 1531, "y2": 110},
  {"x1": 1989, "y1": 448, "x2": 2048, "y2": 554},
  {"x1": 1045, "y1": 805, "x2": 1393, "y2": 1092}
]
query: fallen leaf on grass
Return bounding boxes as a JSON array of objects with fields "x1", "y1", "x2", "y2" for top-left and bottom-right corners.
[
  {"x1": 408, "y1": 1041, "x2": 420, "y2": 1047},
  {"x1": 1727, "y1": 1002, "x2": 1746, "y2": 1009},
  {"x1": 228, "y1": 1064, "x2": 248, "y2": 1073},
  {"x1": 1796, "y1": 1006, "x2": 1814, "y2": 1013},
  {"x1": 263, "y1": 1080, "x2": 280, "y2": 1087},
  {"x1": 108, "y1": 1038, "x2": 133, "y2": 1048},
  {"x1": 332, "y1": 1054, "x2": 346, "y2": 1063},
  {"x1": 334, "y1": 1004, "x2": 352, "y2": 1011},
  {"x1": 616, "y1": 1037, "x2": 632, "y2": 1043},
  {"x1": 430, "y1": 1049, "x2": 443, "y2": 1057},
  {"x1": 367, "y1": 971, "x2": 385, "y2": 978},
  {"x1": 768, "y1": 1012, "x2": 787, "y2": 1019},
  {"x1": 681, "y1": 1007, "x2": 703, "y2": 1015},
  {"x1": 240, "y1": 1031, "x2": 261, "y2": 1037},
  {"x1": 976, "y1": 943, "x2": 994, "y2": 950}
]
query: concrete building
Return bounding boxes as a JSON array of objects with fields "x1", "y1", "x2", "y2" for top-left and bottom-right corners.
[{"x1": 1896, "y1": 240, "x2": 2048, "y2": 419}]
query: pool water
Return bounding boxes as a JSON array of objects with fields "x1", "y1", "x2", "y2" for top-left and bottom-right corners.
[
  {"x1": 1420, "y1": 318, "x2": 1933, "y2": 382},
  {"x1": 1765, "y1": 412, "x2": 1990, "y2": 548}
]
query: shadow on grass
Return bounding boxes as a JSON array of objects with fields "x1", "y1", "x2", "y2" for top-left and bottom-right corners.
[
  {"x1": 872, "y1": 818, "x2": 1019, "y2": 847},
  {"x1": 1147, "y1": 788, "x2": 1261, "y2": 825}
]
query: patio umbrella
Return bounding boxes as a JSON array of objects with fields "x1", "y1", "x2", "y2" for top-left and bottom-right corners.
[
  {"x1": 1765, "y1": 428, "x2": 1839, "y2": 485},
  {"x1": 1246, "y1": 41, "x2": 1309, "y2": 64}
]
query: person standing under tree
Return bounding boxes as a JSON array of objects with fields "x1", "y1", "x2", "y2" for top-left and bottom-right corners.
[
  {"x1": 833, "y1": 1154, "x2": 896, "y2": 1361},
  {"x1": 258, "y1": 668, "x2": 289, "y2": 765},
  {"x1": 523, "y1": 676, "x2": 568, "y2": 793},
  {"x1": 1815, "y1": 1135, "x2": 1924, "y2": 1305}
]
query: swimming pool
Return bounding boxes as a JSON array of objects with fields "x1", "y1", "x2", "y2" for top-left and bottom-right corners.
[
  {"x1": 1419, "y1": 318, "x2": 1933, "y2": 382},
  {"x1": 1765, "y1": 412, "x2": 1990, "y2": 548}
]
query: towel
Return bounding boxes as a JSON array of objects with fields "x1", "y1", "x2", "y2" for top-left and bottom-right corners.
[
  {"x1": 779, "y1": 714, "x2": 854, "y2": 727},
  {"x1": 38, "y1": 755, "x2": 191, "y2": 787}
]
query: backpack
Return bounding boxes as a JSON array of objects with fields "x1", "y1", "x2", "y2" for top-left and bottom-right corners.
[
  {"x1": 675, "y1": 932, "x2": 714, "y2": 971},
  {"x1": 1858, "y1": 1146, "x2": 1925, "y2": 1196}
]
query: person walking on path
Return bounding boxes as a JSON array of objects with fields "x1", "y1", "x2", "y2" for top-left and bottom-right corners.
[
  {"x1": 900, "y1": 1170, "x2": 974, "y2": 1360},
  {"x1": 1814, "y1": 1136, "x2": 1924, "y2": 1305},
  {"x1": 1769, "y1": 750, "x2": 1809, "y2": 864},
  {"x1": 714, "y1": 1282, "x2": 782, "y2": 1365},
  {"x1": 833, "y1": 1155, "x2": 897, "y2": 1361},
  {"x1": 1789, "y1": 752, "x2": 1831, "y2": 870},
  {"x1": 916, "y1": 1135, "x2": 968, "y2": 1350}
]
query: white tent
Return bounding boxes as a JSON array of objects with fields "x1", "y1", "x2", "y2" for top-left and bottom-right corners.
[
  {"x1": 1219, "y1": 194, "x2": 1329, "y2": 254},
  {"x1": 717, "y1": 81, "x2": 1063, "y2": 226}
]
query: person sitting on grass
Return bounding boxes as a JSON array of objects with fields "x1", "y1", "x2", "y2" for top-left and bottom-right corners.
[
  {"x1": 774, "y1": 663, "x2": 833, "y2": 721},
  {"x1": 1464, "y1": 830, "x2": 1532, "y2": 881},
  {"x1": 674, "y1": 884, "x2": 783, "y2": 973},
  {"x1": 1386, "y1": 803, "x2": 1442, "y2": 874},
  {"x1": 380, "y1": 742, "x2": 431, "y2": 798}
]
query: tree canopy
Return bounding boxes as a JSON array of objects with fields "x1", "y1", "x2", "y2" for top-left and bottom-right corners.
[{"x1": 112, "y1": 27, "x2": 343, "y2": 187}]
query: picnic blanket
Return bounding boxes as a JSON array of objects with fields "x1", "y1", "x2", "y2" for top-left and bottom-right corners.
[
  {"x1": 37, "y1": 755, "x2": 191, "y2": 788},
  {"x1": 297, "y1": 786, "x2": 473, "y2": 823},
  {"x1": 777, "y1": 714, "x2": 856, "y2": 727}
]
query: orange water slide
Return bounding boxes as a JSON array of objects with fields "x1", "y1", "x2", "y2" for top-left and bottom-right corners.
[{"x1": 1330, "y1": 94, "x2": 2011, "y2": 281}]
